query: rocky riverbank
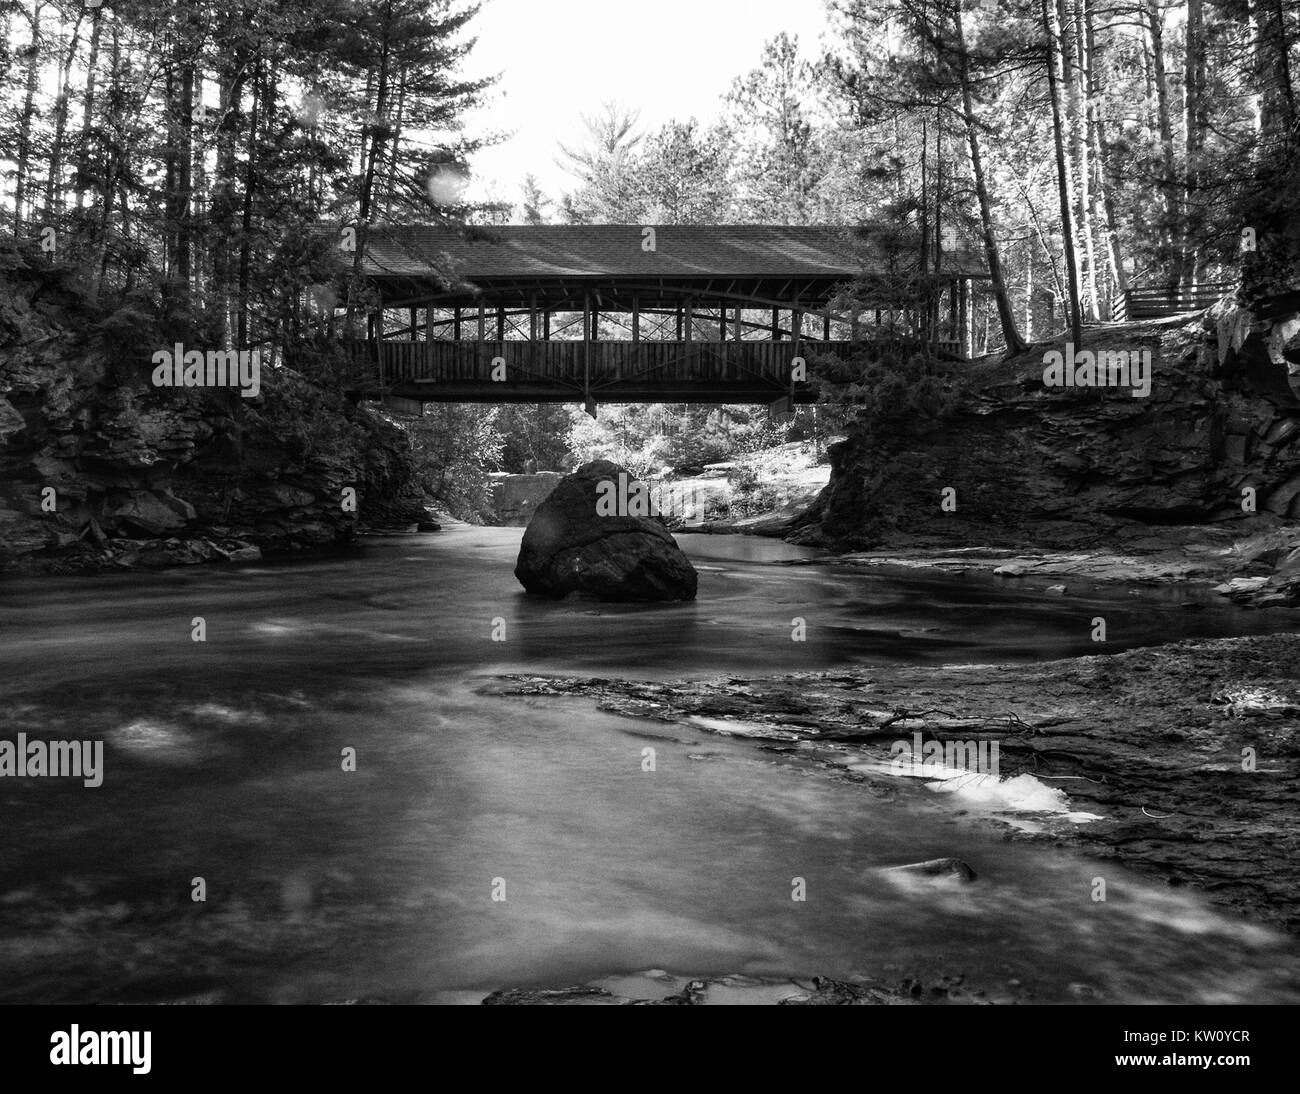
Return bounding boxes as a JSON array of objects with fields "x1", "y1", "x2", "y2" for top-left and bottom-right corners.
[
  {"x1": 477, "y1": 970, "x2": 1012, "y2": 1005},
  {"x1": 1, "y1": 251, "x2": 428, "y2": 575},
  {"x1": 784, "y1": 524, "x2": 1300, "y2": 607},
  {"x1": 786, "y1": 309, "x2": 1300, "y2": 606},
  {"x1": 485, "y1": 630, "x2": 1300, "y2": 935}
]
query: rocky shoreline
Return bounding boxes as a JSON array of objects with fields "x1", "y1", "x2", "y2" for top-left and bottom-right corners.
[
  {"x1": 484, "y1": 630, "x2": 1300, "y2": 935},
  {"x1": 786, "y1": 526, "x2": 1300, "y2": 608},
  {"x1": 683, "y1": 505, "x2": 1300, "y2": 607},
  {"x1": 477, "y1": 971, "x2": 1011, "y2": 1005},
  {"x1": 327, "y1": 971, "x2": 1018, "y2": 1005}
]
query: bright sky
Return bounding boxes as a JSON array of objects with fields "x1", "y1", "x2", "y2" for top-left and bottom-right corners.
[{"x1": 459, "y1": 0, "x2": 832, "y2": 210}]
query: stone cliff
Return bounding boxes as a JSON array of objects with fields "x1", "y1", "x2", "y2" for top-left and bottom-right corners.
[
  {"x1": 793, "y1": 306, "x2": 1300, "y2": 600},
  {"x1": 0, "y1": 251, "x2": 426, "y2": 573}
]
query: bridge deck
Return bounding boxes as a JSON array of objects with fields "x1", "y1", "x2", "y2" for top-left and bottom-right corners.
[{"x1": 362, "y1": 339, "x2": 877, "y2": 403}]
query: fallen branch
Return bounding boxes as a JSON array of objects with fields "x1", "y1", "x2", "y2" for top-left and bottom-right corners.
[{"x1": 878, "y1": 707, "x2": 957, "y2": 730}]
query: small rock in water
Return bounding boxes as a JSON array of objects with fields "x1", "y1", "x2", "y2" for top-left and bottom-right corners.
[
  {"x1": 481, "y1": 985, "x2": 615, "y2": 1005},
  {"x1": 993, "y1": 563, "x2": 1027, "y2": 576},
  {"x1": 1045, "y1": 584, "x2": 1067, "y2": 595},
  {"x1": 885, "y1": 857, "x2": 978, "y2": 883}
]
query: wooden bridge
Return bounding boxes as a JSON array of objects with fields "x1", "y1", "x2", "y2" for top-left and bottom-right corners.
[
  {"x1": 1113, "y1": 281, "x2": 1233, "y2": 322},
  {"x1": 354, "y1": 224, "x2": 986, "y2": 408}
]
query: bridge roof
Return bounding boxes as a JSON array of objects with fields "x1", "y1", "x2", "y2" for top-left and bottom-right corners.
[{"x1": 362, "y1": 224, "x2": 988, "y2": 308}]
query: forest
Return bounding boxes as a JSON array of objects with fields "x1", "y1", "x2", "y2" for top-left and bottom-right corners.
[{"x1": 2, "y1": 0, "x2": 1299, "y2": 517}]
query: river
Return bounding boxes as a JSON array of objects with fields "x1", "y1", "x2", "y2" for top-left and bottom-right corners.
[{"x1": 0, "y1": 527, "x2": 1296, "y2": 1004}]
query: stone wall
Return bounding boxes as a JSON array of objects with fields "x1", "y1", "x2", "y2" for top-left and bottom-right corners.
[{"x1": 488, "y1": 472, "x2": 564, "y2": 526}]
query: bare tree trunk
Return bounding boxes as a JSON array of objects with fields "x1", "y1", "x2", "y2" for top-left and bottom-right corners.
[
  {"x1": 74, "y1": 5, "x2": 103, "y2": 213},
  {"x1": 1069, "y1": 0, "x2": 1100, "y2": 319},
  {"x1": 93, "y1": 19, "x2": 124, "y2": 300},
  {"x1": 1021, "y1": 181, "x2": 1067, "y2": 306},
  {"x1": 192, "y1": 78, "x2": 208, "y2": 304},
  {"x1": 14, "y1": 1, "x2": 45, "y2": 235},
  {"x1": 237, "y1": 58, "x2": 263, "y2": 348},
  {"x1": 163, "y1": 6, "x2": 196, "y2": 297},
  {"x1": 932, "y1": 106, "x2": 944, "y2": 343},
  {"x1": 1143, "y1": 0, "x2": 1178, "y2": 288},
  {"x1": 382, "y1": 63, "x2": 408, "y2": 219},
  {"x1": 1044, "y1": 0, "x2": 1083, "y2": 345},
  {"x1": 1084, "y1": 2, "x2": 1128, "y2": 315},
  {"x1": 920, "y1": 115, "x2": 929, "y2": 289},
  {"x1": 955, "y1": 9, "x2": 1026, "y2": 356},
  {"x1": 213, "y1": 52, "x2": 243, "y2": 342},
  {"x1": 347, "y1": 0, "x2": 396, "y2": 337},
  {"x1": 45, "y1": 10, "x2": 86, "y2": 224},
  {"x1": 1024, "y1": 241, "x2": 1034, "y2": 339},
  {"x1": 1179, "y1": 0, "x2": 1207, "y2": 291},
  {"x1": 177, "y1": 50, "x2": 195, "y2": 293}
]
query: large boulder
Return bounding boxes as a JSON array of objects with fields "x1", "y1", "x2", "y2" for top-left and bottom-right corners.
[{"x1": 515, "y1": 460, "x2": 698, "y2": 601}]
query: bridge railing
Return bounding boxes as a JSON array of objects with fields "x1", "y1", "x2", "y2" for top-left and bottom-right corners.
[
  {"x1": 1115, "y1": 282, "x2": 1233, "y2": 322},
  {"x1": 371, "y1": 339, "x2": 849, "y2": 388},
  {"x1": 355, "y1": 337, "x2": 962, "y2": 390}
]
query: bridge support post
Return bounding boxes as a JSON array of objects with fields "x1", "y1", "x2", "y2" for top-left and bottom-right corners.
[
  {"x1": 583, "y1": 293, "x2": 594, "y2": 407},
  {"x1": 632, "y1": 295, "x2": 641, "y2": 378},
  {"x1": 684, "y1": 296, "x2": 693, "y2": 380},
  {"x1": 529, "y1": 293, "x2": 538, "y2": 374},
  {"x1": 718, "y1": 305, "x2": 726, "y2": 377},
  {"x1": 948, "y1": 280, "x2": 958, "y2": 350},
  {"x1": 959, "y1": 279, "x2": 970, "y2": 358},
  {"x1": 477, "y1": 303, "x2": 485, "y2": 381},
  {"x1": 791, "y1": 291, "x2": 802, "y2": 400}
]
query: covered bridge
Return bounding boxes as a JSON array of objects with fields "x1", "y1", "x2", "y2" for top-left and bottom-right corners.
[{"x1": 354, "y1": 224, "x2": 989, "y2": 407}]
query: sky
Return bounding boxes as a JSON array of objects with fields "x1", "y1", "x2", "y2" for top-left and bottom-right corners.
[{"x1": 458, "y1": 0, "x2": 832, "y2": 210}]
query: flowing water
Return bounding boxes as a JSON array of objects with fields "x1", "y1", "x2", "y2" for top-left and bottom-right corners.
[{"x1": 1, "y1": 527, "x2": 1297, "y2": 1004}]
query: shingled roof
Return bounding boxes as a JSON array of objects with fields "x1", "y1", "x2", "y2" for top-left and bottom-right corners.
[{"x1": 362, "y1": 224, "x2": 988, "y2": 282}]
